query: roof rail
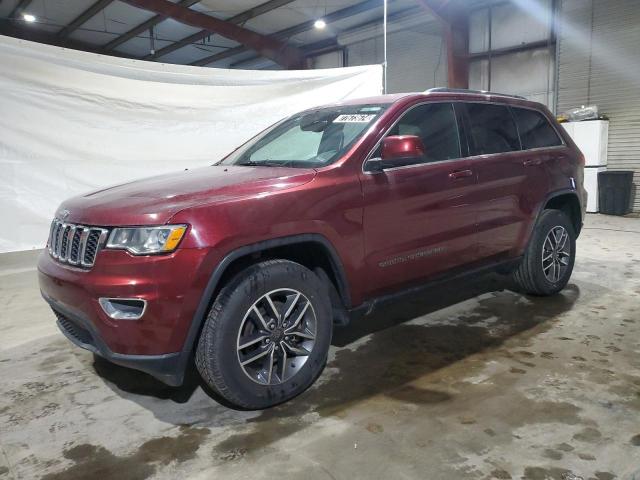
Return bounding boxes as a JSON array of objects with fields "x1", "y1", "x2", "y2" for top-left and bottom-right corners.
[{"x1": 425, "y1": 87, "x2": 527, "y2": 100}]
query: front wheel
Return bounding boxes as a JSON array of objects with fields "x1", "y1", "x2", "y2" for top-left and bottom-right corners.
[
  {"x1": 513, "y1": 209, "x2": 576, "y2": 296},
  {"x1": 195, "y1": 259, "x2": 332, "y2": 409}
]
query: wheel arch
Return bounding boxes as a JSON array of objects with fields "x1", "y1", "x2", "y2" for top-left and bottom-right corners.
[
  {"x1": 179, "y1": 234, "x2": 351, "y2": 369},
  {"x1": 543, "y1": 190, "x2": 583, "y2": 235}
]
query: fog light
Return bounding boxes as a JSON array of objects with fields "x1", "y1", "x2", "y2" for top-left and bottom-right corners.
[{"x1": 99, "y1": 298, "x2": 147, "y2": 320}]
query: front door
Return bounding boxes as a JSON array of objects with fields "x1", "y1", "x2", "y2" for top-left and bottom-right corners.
[{"x1": 359, "y1": 102, "x2": 479, "y2": 298}]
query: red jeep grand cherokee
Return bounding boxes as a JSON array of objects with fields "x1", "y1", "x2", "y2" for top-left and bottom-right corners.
[{"x1": 39, "y1": 89, "x2": 586, "y2": 409}]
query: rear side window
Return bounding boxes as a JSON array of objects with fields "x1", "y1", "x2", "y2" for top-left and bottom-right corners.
[
  {"x1": 385, "y1": 102, "x2": 461, "y2": 163},
  {"x1": 512, "y1": 107, "x2": 563, "y2": 149},
  {"x1": 465, "y1": 103, "x2": 520, "y2": 155}
]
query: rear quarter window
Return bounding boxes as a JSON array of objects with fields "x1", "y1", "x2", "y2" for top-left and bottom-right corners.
[
  {"x1": 465, "y1": 103, "x2": 520, "y2": 155},
  {"x1": 512, "y1": 107, "x2": 563, "y2": 150}
]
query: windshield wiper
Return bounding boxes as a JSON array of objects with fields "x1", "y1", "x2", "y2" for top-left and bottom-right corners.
[{"x1": 236, "y1": 160, "x2": 292, "y2": 167}]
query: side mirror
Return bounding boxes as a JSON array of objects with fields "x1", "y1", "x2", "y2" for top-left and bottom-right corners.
[{"x1": 366, "y1": 135, "x2": 426, "y2": 172}]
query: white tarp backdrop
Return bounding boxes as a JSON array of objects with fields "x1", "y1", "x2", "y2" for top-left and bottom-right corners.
[{"x1": 0, "y1": 35, "x2": 382, "y2": 253}]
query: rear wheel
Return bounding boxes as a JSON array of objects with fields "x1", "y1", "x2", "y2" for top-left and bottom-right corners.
[
  {"x1": 195, "y1": 259, "x2": 332, "y2": 409},
  {"x1": 513, "y1": 209, "x2": 576, "y2": 296}
]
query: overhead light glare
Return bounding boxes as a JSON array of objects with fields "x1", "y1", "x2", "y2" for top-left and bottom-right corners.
[
  {"x1": 314, "y1": 19, "x2": 326, "y2": 30},
  {"x1": 23, "y1": 13, "x2": 36, "y2": 22}
]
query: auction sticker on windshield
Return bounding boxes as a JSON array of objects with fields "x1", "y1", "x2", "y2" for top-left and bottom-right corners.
[{"x1": 334, "y1": 114, "x2": 376, "y2": 123}]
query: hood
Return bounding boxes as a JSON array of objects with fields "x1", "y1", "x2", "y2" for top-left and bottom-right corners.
[{"x1": 57, "y1": 165, "x2": 316, "y2": 226}]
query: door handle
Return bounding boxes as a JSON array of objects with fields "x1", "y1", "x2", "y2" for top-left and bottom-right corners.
[
  {"x1": 448, "y1": 169, "x2": 473, "y2": 179},
  {"x1": 523, "y1": 158, "x2": 542, "y2": 166}
]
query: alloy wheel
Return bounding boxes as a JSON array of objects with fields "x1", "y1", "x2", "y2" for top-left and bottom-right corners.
[
  {"x1": 542, "y1": 226, "x2": 571, "y2": 283},
  {"x1": 236, "y1": 288, "x2": 317, "y2": 385}
]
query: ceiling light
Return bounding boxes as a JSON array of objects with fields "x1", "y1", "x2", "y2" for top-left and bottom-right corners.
[
  {"x1": 314, "y1": 19, "x2": 326, "y2": 30},
  {"x1": 23, "y1": 13, "x2": 36, "y2": 22}
]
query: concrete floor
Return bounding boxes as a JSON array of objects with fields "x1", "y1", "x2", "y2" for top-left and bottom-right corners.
[{"x1": 1, "y1": 214, "x2": 639, "y2": 480}]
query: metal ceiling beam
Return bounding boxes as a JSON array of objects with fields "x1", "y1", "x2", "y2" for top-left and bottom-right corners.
[
  {"x1": 190, "y1": 44, "x2": 247, "y2": 65},
  {"x1": 119, "y1": 0, "x2": 306, "y2": 68},
  {"x1": 191, "y1": 0, "x2": 384, "y2": 67},
  {"x1": 57, "y1": 0, "x2": 116, "y2": 39},
  {"x1": 145, "y1": 0, "x2": 297, "y2": 61},
  {"x1": 233, "y1": 37, "x2": 341, "y2": 69},
  {"x1": 103, "y1": 0, "x2": 199, "y2": 52},
  {"x1": 147, "y1": 30, "x2": 206, "y2": 60},
  {"x1": 8, "y1": 0, "x2": 33, "y2": 20},
  {"x1": 231, "y1": 5, "x2": 418, "y2": 68},
  {"x1": 0, "y1": 18, "x2": 131, "y2": 58}
]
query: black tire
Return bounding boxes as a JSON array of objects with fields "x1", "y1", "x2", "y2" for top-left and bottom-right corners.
[
  {"x1": 195, "y1": 259, "x2": 332, "y2": 409},
  {"x1": 513, "y1": 209, "x2": 576, "y2": 296}
]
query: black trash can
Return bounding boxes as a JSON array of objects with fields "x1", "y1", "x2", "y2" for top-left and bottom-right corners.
[{"x1": 598, "y1": 170, "x2": 634, "y2": 215}]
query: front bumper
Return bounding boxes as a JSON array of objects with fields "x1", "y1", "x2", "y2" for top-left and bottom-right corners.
[
  {"x1": 44, "y1": 293, "x2": 184, "y2": 386},
  {"x1": 38, "y1": 247, "x2": 217, "y2": 385}
]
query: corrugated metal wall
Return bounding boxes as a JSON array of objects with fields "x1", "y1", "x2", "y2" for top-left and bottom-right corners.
[
  {"x1": 310, "y1": 50, "x2": 345, "y2": 69},
  {"x1": 557, "y1": 0, "x2": 640, "y2": 212},
  {"x1": 344, "y1": 17, "x2": 447, "y2": 93},
  {"x1": 468, "y1": 0, "x2": 556, "y2": 108}
]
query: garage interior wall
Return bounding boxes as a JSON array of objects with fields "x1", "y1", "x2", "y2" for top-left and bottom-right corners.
[
  {"x1": 311, "y1": 50, "x2": 346, "y2": 69},
  {"x1": 310, "y1": 11, "x2": 447, "y2": 93},
  {"x1": 468, "y1": 0, "x2": 556, "y2": 108},
  {"x1": 311, "y1": 2, "x2": 555, "y2": 101},
  {"x1": 346, "y1": 19, "x2": 446, "y2": 93},
  {"x1": 317, "y1": 0, "x2": 639, "y2": 212},
  {"x1": 556, "y1": 0, "x2": 640, "y2": 212}
]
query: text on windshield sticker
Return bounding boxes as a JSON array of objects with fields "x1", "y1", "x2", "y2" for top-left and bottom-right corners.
[{"x1": 333, "y1": 114, "x2": 376, "y2": 123}]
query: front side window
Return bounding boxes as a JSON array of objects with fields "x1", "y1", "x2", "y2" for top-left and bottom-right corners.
[
  {"x1": 221, "y1": 104, "x2": 388, "y2": 168},
  {"x1": 465, "y1": 103, "x2": 520, "y2": 155},
  {"x1": 512, "y1": 107, "x2": 563, "y2": 150},
  {"x1": 377, "y1": 102, "x2": 461, "y2": 163}
]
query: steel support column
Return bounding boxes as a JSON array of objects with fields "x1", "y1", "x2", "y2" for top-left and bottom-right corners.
[
  {"x1": 414, "y1": 0, "x2": 468, "y2": 88},
  {"x1": 444, "y1": 13, "x2": 468, "y2": 89}
]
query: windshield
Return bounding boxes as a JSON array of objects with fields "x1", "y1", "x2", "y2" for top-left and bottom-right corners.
[{"x1": 221, "y1": 104, "x2": 388, "y2": 168}]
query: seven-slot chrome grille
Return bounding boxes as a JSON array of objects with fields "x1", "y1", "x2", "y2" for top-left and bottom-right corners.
[{"x1": 48, "y1": 219, "x2": 108, "y2": 268}]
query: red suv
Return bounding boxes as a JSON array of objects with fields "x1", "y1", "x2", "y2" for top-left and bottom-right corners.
[{"x1": 39, "y1": 89, "x2": 586, "y2": 409}]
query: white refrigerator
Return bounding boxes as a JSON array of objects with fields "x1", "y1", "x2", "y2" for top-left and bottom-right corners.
[{"x1": 561, "y1": 120, "x2": 609, "y2": 213}]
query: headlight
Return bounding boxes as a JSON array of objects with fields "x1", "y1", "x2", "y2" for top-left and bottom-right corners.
[{"x1": 106, "y1": 225, "x2": 187, "y2": 255}]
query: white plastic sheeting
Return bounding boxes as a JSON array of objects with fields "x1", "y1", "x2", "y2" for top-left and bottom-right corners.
[{"x1": 0, "y1": 36, "x2": 382, "y2": 253}]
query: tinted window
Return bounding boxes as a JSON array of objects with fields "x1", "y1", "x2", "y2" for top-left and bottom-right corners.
[
  {"x1": 383, "y1": 103, "x2": 461, "y2": 163},
  {"x1": 466, "y1": 103, "x2": 520, "y2": 155},
  {"x1": 513, "y1": 107, "x2": 563, "y2": 149}
]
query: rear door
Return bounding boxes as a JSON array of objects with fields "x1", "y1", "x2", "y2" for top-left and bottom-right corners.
[
  {"x1": 359, "y1": 102, "x2": 479, "y2": 297},
  {"x1": 462, "y1": 102, "x2": 528, "y2": 260},
  {"x1": 511, "y1": 106, "x2": 566, "y2": 243}
]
